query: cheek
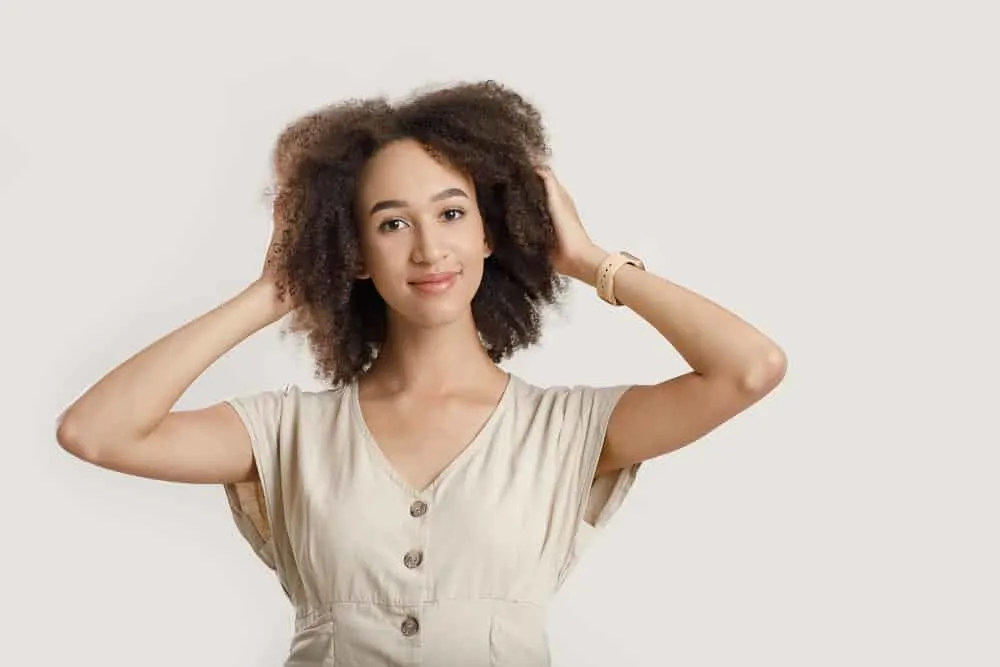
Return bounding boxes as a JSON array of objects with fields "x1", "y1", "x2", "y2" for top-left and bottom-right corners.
[
  {"x1": 361, "y1": 235, "x2": 404, "y2": 275},
  {"x1": 458, "y1": 217, "x2": 489, "y2": 255}
]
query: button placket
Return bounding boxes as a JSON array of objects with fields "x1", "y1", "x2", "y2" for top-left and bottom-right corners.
[
  {"x1": 406, "y1": 499, "x2": 427, "y2": 571},
  {"x1": 401, "y1": 497, "x2": 429, "y2": 639},
  {"x1": 405, "y1": 499, "x2": 427, "y2": 572}
]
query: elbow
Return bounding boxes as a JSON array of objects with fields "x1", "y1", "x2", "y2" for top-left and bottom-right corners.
[
  {"x1": 738, "y1": 345, "x2": 787, "y2": 397},
  {"x1": 55, "y1": 412, "x2": 101, "y2": 462}
]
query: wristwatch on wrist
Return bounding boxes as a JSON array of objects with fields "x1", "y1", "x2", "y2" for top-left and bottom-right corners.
[{"x1": 596, "y1": 251, "x2": 645, "y2": 306}]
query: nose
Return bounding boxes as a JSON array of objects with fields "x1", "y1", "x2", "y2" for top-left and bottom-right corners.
[{"x1": 410, "y1": 221, "x2": 446, "y2": 265}]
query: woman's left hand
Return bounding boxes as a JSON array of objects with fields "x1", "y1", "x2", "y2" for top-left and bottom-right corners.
[{"x1": 536, "y1": 166, "x2": 607, "y2": 282}]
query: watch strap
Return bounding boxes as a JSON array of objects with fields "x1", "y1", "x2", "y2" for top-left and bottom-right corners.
[{"x1": 596, "y1": 251, "x2": 645, "y2": 305}]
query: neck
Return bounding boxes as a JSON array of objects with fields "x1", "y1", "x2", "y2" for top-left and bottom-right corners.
[{"x1": 365, "y1": 310, "x2": 504, "y2": 395}]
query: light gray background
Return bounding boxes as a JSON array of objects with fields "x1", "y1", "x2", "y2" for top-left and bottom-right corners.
[{"x1": 2, "y1": 1, "x2": 996, "y2": 665}]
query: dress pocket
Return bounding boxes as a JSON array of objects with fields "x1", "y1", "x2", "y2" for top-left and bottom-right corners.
[
  {"x1": 285, "y1": 618, "x2": 335, "y2": 666},
  {"x1": 488, "y1": 605, "x2": 550, "y2": 667}
]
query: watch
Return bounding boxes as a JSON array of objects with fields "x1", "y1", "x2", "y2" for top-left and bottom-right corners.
[{"x1": 596, "y1": 251, "x2": 645, "y2": 306}]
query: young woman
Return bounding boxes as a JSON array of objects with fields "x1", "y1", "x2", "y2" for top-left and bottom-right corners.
[{"x1": 56, "y1": 80, "x2": 787, "y2": 666}]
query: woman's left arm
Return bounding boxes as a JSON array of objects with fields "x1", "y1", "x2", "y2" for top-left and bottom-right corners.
[{"x1": 538, "y1": 167, "x2": 788, "y2": 476}]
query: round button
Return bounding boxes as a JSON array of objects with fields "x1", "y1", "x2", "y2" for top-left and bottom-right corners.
[
  {"x1": 403, "y1": 550, "x2": 423, "y2": 569},
  {"x1": 409, "y1": 500, "x2": 428, "y2": 517},
  {"x1": 401, "y1": 616, "x2": 420, "y2": 637}
]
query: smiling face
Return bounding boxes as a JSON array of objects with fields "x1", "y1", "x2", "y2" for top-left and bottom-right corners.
[{"x1": 354, "y1": 139, "x2": 492, "y2": 330}]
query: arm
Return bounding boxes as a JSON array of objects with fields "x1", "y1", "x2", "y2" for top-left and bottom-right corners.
[
  {"x1": 537, "y1": 167, "x2": 787, "y2": 476},
  {"x1": 56, "y1": 280, "x2": 290, "y2": 484},
  {"x1": 56, "y1": 205, "x2": 298, "y2": 484},
  {"x1": 572, "y1": 247, "x2": 786, "y2": 475}
]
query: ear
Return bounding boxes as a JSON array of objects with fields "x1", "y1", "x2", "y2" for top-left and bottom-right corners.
[{"x1": 483, "y1": 235, "x2": 493, "y2": 258}]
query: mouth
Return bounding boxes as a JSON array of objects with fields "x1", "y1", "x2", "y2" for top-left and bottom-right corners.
[{"x1": 408, "y1": 271, "x2": 460, "y2": 294}]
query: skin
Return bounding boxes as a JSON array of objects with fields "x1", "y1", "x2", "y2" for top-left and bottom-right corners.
[
  {"x1": 349, "y1": 140, "x2": 513, "y2": 491},
  {"x1": 537, "y1": 166, "x2": 789, "y2": 476},
  {"x1": 55, "y1": 137, "x2": 786, "y2": 492}
]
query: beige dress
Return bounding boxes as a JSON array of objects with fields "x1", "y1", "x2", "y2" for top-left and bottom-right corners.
[{"x1": 223, "y1": 373, "x2": 641, "y2": 666}]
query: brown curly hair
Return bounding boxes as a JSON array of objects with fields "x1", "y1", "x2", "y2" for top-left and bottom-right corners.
[{"x1": 267, "y1": 80, "x2": 567, "y2": 387}]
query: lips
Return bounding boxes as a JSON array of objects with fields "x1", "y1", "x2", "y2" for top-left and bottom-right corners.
[
  {"x1": 409, "y1": 271, "x2": 459, "y2": 285},
  {"x1": 409, "y1": 271, "x2": 460, "y2": 294}
]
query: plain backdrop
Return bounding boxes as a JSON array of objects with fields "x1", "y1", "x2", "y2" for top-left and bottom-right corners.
[{"x1": 1, "y1": 1, "x2": 997, "y2": 665}]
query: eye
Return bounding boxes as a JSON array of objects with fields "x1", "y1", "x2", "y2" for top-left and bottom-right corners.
[
  {"x1": 378, "y1": 217, "x2": 409, "y2": 233},
  {"x1": 441, "y1": 207, "x2": 465, "y2": 222}
]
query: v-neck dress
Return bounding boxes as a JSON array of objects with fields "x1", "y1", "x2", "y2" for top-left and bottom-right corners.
[{"x1": 223, "y1": 373, "x2": 641, "y2": 666}]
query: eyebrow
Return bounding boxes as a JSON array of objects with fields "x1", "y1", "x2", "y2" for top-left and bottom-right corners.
[{"x1": 368, "y1": 188, "x2": 469, "y2": 215}]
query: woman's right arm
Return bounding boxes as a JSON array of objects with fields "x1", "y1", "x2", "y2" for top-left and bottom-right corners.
[{"x1": 56, "y1": 278, "x2": 292, "y2": 485}]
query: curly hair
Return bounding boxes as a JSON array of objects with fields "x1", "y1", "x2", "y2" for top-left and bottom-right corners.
[{"x1": 268, "y1": 80, "x2": 566, "y2": 387}]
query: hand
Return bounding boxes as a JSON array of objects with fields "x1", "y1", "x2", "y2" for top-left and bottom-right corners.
[
  {"x1": 536, "y1": 166, "x2": 607, "y2": 283},
  {"x1": 257, "y1": 192, "x2": 299, "y2": 317}
]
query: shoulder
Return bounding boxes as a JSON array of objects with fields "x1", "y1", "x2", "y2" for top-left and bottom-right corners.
[
  {"x1": 507, "y1": 374, "x2": 632, "y2": 426},
  {"x1": 229, "y1": 382, "x2": 349, "y2": 406},
  {"x1": 510, "y1": 374, "x2": 629, "y2": 406},
  {"x1": 225, "y1": 382, "x2": 353, "y2": 438}
]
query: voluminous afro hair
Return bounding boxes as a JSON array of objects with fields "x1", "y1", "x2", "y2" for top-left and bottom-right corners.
[{"x1": 268, "y1": 80, "x2": 565, "y2": 387}]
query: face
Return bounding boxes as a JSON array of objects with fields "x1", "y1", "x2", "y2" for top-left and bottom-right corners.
[{"x1": 354, "y1": 139, "x2": 491, "y2": 329}]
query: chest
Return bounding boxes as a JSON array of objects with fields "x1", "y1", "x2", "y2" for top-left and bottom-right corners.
[
  {"x1": 278, "y1": 389, "x2": 579, "y2": 602},
  {"x1": 289, "y1": 419, "x2": 566, "y2": 599},
  {"x1": 359, "y1": 396, "x2": 500, "y2": 492}
]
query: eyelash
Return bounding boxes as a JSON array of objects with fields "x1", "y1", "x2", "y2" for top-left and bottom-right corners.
[
  {"x1": 378, "y1": 207, "x2": 466, "y2": 232},
  {"x1": 441, "y1": 207, "x2": 465, "y2": 222}
]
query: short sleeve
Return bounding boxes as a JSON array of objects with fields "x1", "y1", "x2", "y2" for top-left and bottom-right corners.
[
  {"x1": 222, "y1": 385, "x2": 291, "y2": 572},
  {"x1": 554, "y1": 384, "x2": 641, "y2": 584}
]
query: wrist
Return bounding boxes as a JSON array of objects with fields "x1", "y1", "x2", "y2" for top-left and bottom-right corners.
[
  {"x1": 244, "y1": 279, "x2": 295, "y2": 323},
  {"x1": 563, "y1": 244, "x2": 609, "y2": 286}
]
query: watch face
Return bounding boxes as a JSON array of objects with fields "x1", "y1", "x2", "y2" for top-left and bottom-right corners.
[{"x1": 621, "y1": 252, "x2": 645, "y2": 269}]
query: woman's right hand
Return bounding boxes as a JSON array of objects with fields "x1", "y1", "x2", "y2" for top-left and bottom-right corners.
[{"x1": 257, "y1": 193, "x2": 298, "y2": 319}]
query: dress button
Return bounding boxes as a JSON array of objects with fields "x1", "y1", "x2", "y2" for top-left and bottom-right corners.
[
  {"x1": 401, "y1": 615, "x2": 420, "y2": 637},
  {"x1": 409, "y1": 500, "x2": 428, "y2": 517},
  {"x1": 403, "y1": 549, "x2": 423, "y2": 569}
]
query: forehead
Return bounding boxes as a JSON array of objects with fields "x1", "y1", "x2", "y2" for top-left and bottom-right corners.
[{"x1": 356, "y1": 139, "x2": 473, "y2": 209}]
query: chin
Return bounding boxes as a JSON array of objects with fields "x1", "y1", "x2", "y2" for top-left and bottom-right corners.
[
  {"x1": 399, "y1": 301, "x2": 472, "y2": 329},
  {"x1": 387, "y1": 291, "x2": 478, "y2": 330}
]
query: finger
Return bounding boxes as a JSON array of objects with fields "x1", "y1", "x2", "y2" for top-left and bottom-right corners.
[
  {"x1": 537, "y1": 168, "x2": 560, "y2": 195},
  {"x1": 539, "y1": 166, "x2": 562, "y2": 189},
  {"x1": 534, "y1": 167, "x2": 555, "y2": 194},
  {"x1": 538, "y1": 167, "x2": 564, "y2": 194}
]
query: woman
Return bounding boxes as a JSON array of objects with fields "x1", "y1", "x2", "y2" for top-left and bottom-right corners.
[{"x1": 56, "y1": 80, "x2": 787, "y2": 666}]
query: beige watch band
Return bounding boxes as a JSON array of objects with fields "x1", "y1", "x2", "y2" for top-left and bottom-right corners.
[{"x1": 596, "y1": 251, "x2": 645, "y2": 305}]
